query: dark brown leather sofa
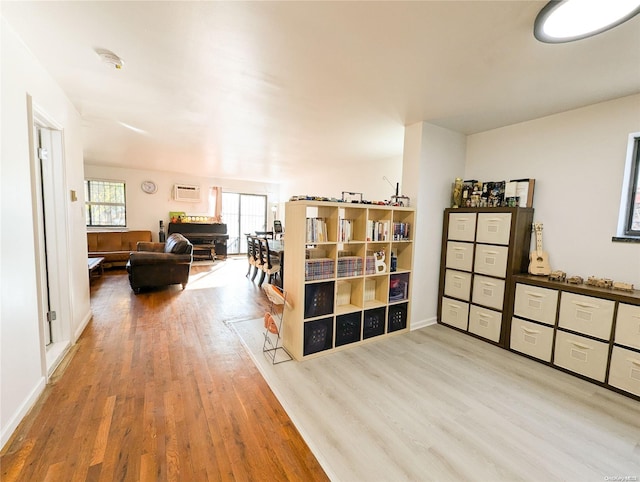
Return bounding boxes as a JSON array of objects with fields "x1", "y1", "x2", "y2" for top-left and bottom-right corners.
[{"x1": 126, "y1": 233, "x2": 193, "y2": 293}]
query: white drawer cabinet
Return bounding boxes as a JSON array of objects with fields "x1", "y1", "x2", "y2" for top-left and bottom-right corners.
[
  {"x1": 476, "y1": 213, "x2": 512, "y2": 245},
  {"x1": 554, "y1": 331, "x2": 609, "y2": 382},
  {"x1": 510, "y1": 317, "x2": 554, "y2": 362},
  {"x1": 615, "y1": 303, "x2": 640, "y2": 350},
  {"x1": 558, "y1": 292, "x2": 614, "y2": 341},
  {"x1": 469, "y1": 305, "x2": 501, "y2": 343},
  {"x1": 474, "y1": 244, "x2": 509, "y2": 278},
  {"x1": 445, "y1": 241, "x2": 474, "y2": 272},
  {"x1": 472, "y1": 275, "x2": 505, "y2": 311},
  {"x1": 608, "y1": 346, "x2": 640, "y2": 397},
  {"x1": 439, "y1": 208, "x2": 534, "y2": 348},
  {"x1": 448, "y1": 213, "x2": 477, "y2": 242},
  {"x1": 440, "y1": 297, "x2": 469, "y2": 330},
  {"x1": 444, "y1": 269, "x2": 472, "y2": 301},
  {"x1": 514, "y1": 283, "x2": 558, "y2": 326}
]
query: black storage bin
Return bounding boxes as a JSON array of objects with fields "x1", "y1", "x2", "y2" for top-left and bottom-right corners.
[
  {"x1": 304, "y1": 281, "x2": 335, "y2": 319},
  {"x1": 363, "y1": 307, "x2": 386, "y2": 339},
  {"x1": 388, "y1": 302, "x2": 408, "y2": 332},
  {"x1": 303, "y1": 317, "x2": 333, "y2": 356},
  {"x1": 335, "y1": 312, "x2": 362, "y2": 347}
]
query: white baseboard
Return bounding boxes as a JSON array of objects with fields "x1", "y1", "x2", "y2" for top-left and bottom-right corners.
[
  {"x1": 410, "y1": 316, "x2": 437, "y2": 331},
  {"x1": 74, "y1": 309, "x2": 93, "y2": 342},
  {"x1": 1, "y1": 376, "x2": 46, "y2": 450}
]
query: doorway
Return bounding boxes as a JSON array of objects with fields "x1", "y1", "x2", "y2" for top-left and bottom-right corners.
[
  {"x1": 30, "y1": 109, "x2": 71, "y2": 374},
  {"x1": 222, "y1": 193, "x2": 267, "y2": 254}
]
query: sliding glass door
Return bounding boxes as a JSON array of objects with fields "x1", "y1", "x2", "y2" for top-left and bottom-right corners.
[{"x1": 222, "y1": 192, "x2": 267, "y2": 255}]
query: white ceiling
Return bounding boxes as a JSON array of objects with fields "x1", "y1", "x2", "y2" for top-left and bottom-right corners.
[{"x1": 3, "y1": 1, "x2": 640, "y2": 183}]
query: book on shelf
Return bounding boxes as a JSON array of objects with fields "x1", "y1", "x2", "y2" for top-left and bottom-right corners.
[
  {"x1": 336, "y1": 281, "x2": 352, "y2": 306},
  {"x1": 392, "y1": 222, "x2": 410, "y2": 240},
  {"x1": 366, "y1": 220, "x2": 389, "y2": 241},
  {"x1": 389, "y1": 276, "x2": 409, "y2": 302},
  {"x1": 338, "y1": 219, "x2": 353, "y2": 242},
  {"x1": 505, "y1": 178, "x2": 535, "y2": 208},
  {"x1": 305, "y1": 258, "x2": 335, "y2": 281},
  {"x1": 337, "y1": 256, "x2": 363, "y2": 277},
  {"x1": 306, "y1": 217, "x2": 327, "y2": 243},
  {"x1": 364, "y1": 278, "x2": 376, "y2": 302}
]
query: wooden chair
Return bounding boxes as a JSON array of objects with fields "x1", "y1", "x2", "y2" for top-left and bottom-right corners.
[
  {"x1": 247, "y1": 236, "x2": 262, "y2": 281},
  {"x1": 273, "y1": 220, "x2": 283, "y2": 239},
  {"x1": 257, "y1": 237, "x2": 281, "y2": 287},
  {"x1": 246, "y1": 235, "x2": 256, "y2": 278}
]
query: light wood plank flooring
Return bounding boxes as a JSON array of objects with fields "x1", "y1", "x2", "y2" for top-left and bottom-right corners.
[
  {"x1": 0, "y1": 259, "x2": 328, "y2": 482},
  {"x1": 234, "y1": 316, "x2": 640, "y2": 481}
]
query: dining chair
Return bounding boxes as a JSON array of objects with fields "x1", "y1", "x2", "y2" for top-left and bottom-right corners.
[
  {"x1": 246, "y1": 235, "x2": 257, "y2": 278},
  {"x1": 257, "y1": 237, "x2": 281, "y2": 287}
]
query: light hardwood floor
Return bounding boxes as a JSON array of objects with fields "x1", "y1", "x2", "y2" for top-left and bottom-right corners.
[
  {"x1": 0, "y1": 259, "x2": 328, "y2": 482},
  {"x1": 234, "y1": 314, "x2": 640, "y2": 481}
]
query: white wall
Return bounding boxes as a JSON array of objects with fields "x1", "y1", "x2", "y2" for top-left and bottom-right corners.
[
  {"x1": 466, "y1": 94, "x2": 640, "y2": 287},
  {"x1": 84, "y1": 164, "x2": 279, "y2": 241},
  {"x1": 402, "y1": 122, "x2": 467, "y2": 329},
  {"x1": 279, "y1": 155, "x2": 404, "y2": 204},
  {"x1": 1, "y1": 18, "x2": 91, "y2": 447}
]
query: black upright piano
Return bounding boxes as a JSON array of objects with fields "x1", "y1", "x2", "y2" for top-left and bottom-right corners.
[{"x1": 168, "y1": 222, "x2": 228, "y2": 260}]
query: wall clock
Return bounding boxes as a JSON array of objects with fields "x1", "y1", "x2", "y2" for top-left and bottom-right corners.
[{"x1": 141, "y1": 180, "x2": 157, "y2": 194}]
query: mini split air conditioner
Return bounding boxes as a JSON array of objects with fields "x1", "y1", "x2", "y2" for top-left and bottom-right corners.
[{"x1": 173, "y1": 184, "x2": 201, "y2": 202}]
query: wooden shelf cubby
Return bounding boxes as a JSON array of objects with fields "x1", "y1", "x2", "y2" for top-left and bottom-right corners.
[{"x1": 283, "y1": 200, "x2": 415, "y2": 360}]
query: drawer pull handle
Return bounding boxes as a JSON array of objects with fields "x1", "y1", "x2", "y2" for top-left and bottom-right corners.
[
  {"x1": 453, "y1": 275, "x2": 465, "y2": 280},
  {"x1": 483, "y1": 250, "x2": 499, "y2": 255},
  {"x1": 447, "y1": 303, "x2": 460, "y2": 309},
  {"x1": 478, "y1": 313, "x2": 492, "y2": 318},
  {"x1": 482, "y1": 281, "x2": 497, "y2": 287},
  {"x1": 521, "y1": 327, "x2": 540, "y2": 334},
  {"x1": 453, "y1": 247, "x2": 467, "y2": 251},
  {"x1": 568, "y1": 341, "x2": 592, "y2": 350},
  {"x1": 573, "y1": 301, "x2": 598, "y2": 309},
  {"x1": 629, "y1": 359, "x2": 640, "y2": 367},
  {"x1": 526, "y1": 291, "x2": 544, "y2": 298},
  {"x1": 486, "y1": 218, "x2": 502, "y2": 222}
]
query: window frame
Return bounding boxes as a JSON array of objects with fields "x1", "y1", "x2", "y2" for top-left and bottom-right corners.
[
  {"x1": 623, "y1": 135, "x2": 640, "y2": 237},
  {"x1": 85, "y1": 179, "x2": 127, "y2": 228}
]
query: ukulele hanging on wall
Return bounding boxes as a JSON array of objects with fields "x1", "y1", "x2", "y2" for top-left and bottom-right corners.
[{"x1": 528, "y1": 222, "x2": 551, "y2": 276}]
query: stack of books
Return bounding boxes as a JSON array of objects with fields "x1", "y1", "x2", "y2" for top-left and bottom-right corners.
[
  {"x1": 305, "y1": 258, "x2": 334, "y2": 281},
  {"x1": 365, "y1": 255, "x2": 376, "y2": 275},
  {"x1": 337, "y1": 256, "x2": 363, "y2": 278}
]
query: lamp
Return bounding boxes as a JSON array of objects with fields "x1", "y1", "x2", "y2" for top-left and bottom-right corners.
[{"x1": 534, "y1": 0, "x2": 640, "y2": 43}]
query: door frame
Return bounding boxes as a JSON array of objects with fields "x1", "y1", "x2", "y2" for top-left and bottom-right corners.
[{"x1": 27, "y1": 96, "x2": 72, "y2": 378}]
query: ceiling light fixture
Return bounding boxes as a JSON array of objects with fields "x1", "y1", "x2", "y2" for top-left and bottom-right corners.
[
  {"x1": 95, "y1": 48, "x2": 124, "y2": 69},
  {"x1": 534, "y1": 0, "x2": 640, "y2": 43}
]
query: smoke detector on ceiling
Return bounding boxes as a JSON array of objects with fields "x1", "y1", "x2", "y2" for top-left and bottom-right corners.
[{"x1": 95, "y1": 48, "x2": 124, "y2": 69}]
